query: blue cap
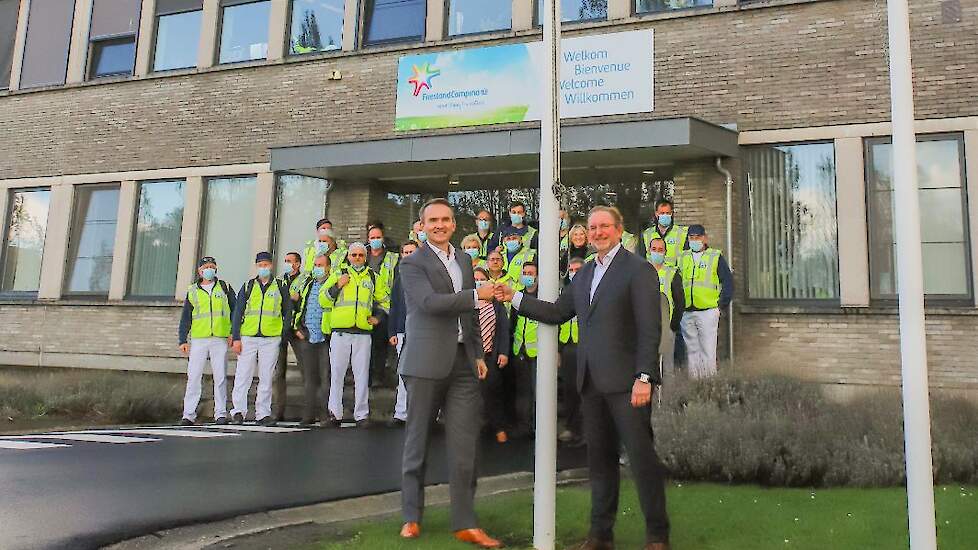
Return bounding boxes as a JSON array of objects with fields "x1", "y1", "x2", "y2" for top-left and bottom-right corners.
[
  {"x1": 688, "y1": 224, "x2": 706, "y2": 237},
  {"x1": 255, "y1": 251, "x2": 273, "y2": 263}
]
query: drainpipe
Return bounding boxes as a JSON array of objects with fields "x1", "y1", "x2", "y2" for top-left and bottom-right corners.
[{"x1": 715, "y1": 157, "x2": 734, "y2": 366}]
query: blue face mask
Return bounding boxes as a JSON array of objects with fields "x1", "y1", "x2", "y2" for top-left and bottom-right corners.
[
  {"x1": 312, "y1": 266, "x2": 326, "y2": 279},
  {"x1": 649, "y1": 251, "x2": 666, "y2": 265},
  {"x1": 504, "y1": 240, "x2": 520, "y2": 253},
  {"x1": 201, "y1": 268, "x2": 216, "y2": 281},
  {"x1": 257, "y1": 267, "x2": 272, "y2": 279},
  {"x1": 416, "y1": 231, "x2": 427, "y2": 242},
  {"x1": 350, "y1": 263, "x2": 366, "y2": 272},
  {"x1": 520, "y1": 275, "x2": 536, "y2": 288},
  {"x1": 465, "y1": 248, "x2": 479, "y2": 259},
  {"x1": 657, "y1": 214, "x2": 673, "y2": 227},
  {"x1": 475, "y1": 280, "x2": 488, "y2": 289},
  {"x1": 689, "y1": 240, "x2": 705, "y2": 252},
  {"x1": 510, "y1": 213, "x2": 523, "y2": 226},
  {"x1": 477, "y1": 219, "x2": 490, "y2": 232},
  {"x1": 369, "y1": 238, "x2": 383, "y2": 250}
]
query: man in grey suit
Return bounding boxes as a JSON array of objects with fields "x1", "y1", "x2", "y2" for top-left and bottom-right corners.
[
  {"x1": 496, "y1": 205, "x2": 671, "y2": 550},
  {"x1": 397, "y1": 198, "x2": 503, "y2": 549}
]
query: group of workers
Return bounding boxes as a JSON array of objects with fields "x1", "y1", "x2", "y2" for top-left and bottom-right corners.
[{"x1": 176, "y1": 200, "x2": 733, "y2": 441}]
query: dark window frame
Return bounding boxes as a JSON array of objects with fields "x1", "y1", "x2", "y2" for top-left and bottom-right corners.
[
  {"x1": 0, "y1": 0, "x2": 22, "y2": 91},
  {"x1": 217, "y1": 0, "x2": 272, "y2": 66},
  {"x1": 287, "y1": 0, "x2": 346, "y2": 57},
  {"x1": 151, "y1": 6, "x2": 204, "y2": 73},
  {"x1": 359, "y1": 0, "x2": 426, "y2": 48},
  {"x1": 126, "y1": 179, "x2": 186, "y2": 300},
  {"x1": 63, "y1": 183, "x2": 122, "y2": 299},
  {"x1": 864, "y1": 132, "x2": 973, "y2": 306},
  {"x1": 444, "y1": 0, "x2": 513, "y2": 38},
  {"x1": 0, "y1": 186, "x2": 51, "y2": 299},
  {"x1": 86, "y1": 0, "x2": 142, "y2": 80}
]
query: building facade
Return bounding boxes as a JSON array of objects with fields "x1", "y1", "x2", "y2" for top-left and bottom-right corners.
[{"x1": 0, "y1": 0, "x2": 976, "y2": 396}]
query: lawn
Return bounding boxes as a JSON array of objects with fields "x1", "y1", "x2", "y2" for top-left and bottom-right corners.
[{"x1": 308, "y1": 481, "x2": 978, "y2": 549}]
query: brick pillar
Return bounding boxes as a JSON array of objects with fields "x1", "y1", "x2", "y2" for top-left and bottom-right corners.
[{"x1": 326, "y1": 180, "x2": 373, "y2": 246}]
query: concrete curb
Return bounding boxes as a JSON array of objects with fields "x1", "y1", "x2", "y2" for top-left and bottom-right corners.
[{"x1": 106, "y1": 468, "x2": 589, "y2": 550}]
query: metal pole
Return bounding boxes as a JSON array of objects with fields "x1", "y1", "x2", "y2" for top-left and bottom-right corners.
[
  {"x1": 534, "y1": 0, "x2": 561, "y2": 548},
  {"x1": 885, "y1": 0, "x2": 938, "y2": 548}
]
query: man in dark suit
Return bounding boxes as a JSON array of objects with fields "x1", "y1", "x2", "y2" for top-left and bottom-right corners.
[
  {"x1": 397, "y1": 198, "x2": 503, "y2": 549},
  {"x1": 496, "y1": 205, "x2": 671, "y2": 550}
]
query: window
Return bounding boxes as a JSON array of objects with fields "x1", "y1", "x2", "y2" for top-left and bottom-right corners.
[
  {"x1": 153, "y1": 1, "x2": 203, "y2": 72},
  {"x1": 0, "y1": 0, "x2": 20, "y2": 89},
  {"x1": 362, "y1": 0, "x2": 425, "y2": 45},
  {"x1": 219, "y1": 0, "x2": 271, "y2": 64},
  {"x1": 87, "y1": 0, "x2": 141, "y2": 79},
  {"x1": 65, "y1": 185, "x2": 121, "y2": 296},
  {"x1": 536, "y1": 0, "x2": 607, "y2": 25},
  {"x1": 289, "y1": 0, "x2": 344, "y2": 55},
  {"x1": 448, "y1": 0, "x2": 511, "y2": 36},
  {"x1": 274, "y1": 175, "x2": 327, "y2": 266},
  {"x1": 200, "y1": 176, "x2": 257, "y2": 289},
  {"x1": 635, "y1": 0, "x2": 711, "y2": 14},
  {"x1": 745, "y1": 142, "x2": 839, "y2": 301},
  {"x1": 866, "y1": 134, "x2": 972, "y2": 301},
  {"x1": 1, "y1": 188, "x2": 51, "y2": 293},
  {"x1": 19, "y1": 0, "x2": 75, "y2": 88},
  {"x1": 129, "y1": 180, "x2": 185, "y2": 298}
]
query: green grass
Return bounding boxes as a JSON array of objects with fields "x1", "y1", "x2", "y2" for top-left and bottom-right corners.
[
  {"x1": 395, "y1": 106, "x2": 530, "y2": 130},
  {"x1": 308, "y1": 481, "x2": 978, "y2": 550}
]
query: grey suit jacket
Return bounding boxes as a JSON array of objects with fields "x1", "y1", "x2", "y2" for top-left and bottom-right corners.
[
  {"x1": 397, "y1": 243, "x2": 484, "y2": 379},
  {"x1": 517, "y1": 247, "x2": 661, "y2": 394}
]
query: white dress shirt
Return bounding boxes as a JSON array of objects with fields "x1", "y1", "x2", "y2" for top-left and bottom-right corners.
[
  {"x1": 426, "y1": 241, "x2": 478, "y2": 342},
  {"x1": 513, "y1": 241, "x2": 623, "y2": 309}
]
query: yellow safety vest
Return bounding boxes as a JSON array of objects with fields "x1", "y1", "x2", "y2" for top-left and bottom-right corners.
[
  {"x1": 657, "y1": 265, "x2": 678, "y2": 320},
  {"x1": 240, "y1": 279, "x2": 285, "y2": 337},
  {"x1": 521, "y1": 226, "x2": 537, "y2": 248},
  {"x1": 302, "y1": 240, "x2": 347, "y2": 273},
  {"x1": 293, "y1": 276, "x2": 332, "y2": 334},
  {"x1": 513, "y1": 313, "x2": 539, "y2": 358},
  {"x1": 325, "y1": 267, "x2": 389, "y2": 331},
  {"x1": 680, "y1": 249, "x2": 722, "y2": 310},
  {"x1": 642, "y1": 225, "x2": 689, "y2": 266},
  {"x1": 370, "y1": 250, "x2": 399, "y2": 293},
  {"x1": 622, "y1": 231, "x2": 638, "y2": 253},
  {"x1": 187, "y1": 281, "x2": 233, "y2": 339},
  {"x1": 558, "y1": 317, "x2": 579, "y2": 345},
  {"x1": 504, "y1": 247, "x2": 536, "y2": 283}
]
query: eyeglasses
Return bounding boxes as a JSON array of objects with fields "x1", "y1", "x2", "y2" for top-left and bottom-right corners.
[{"x1": 349, "y1": 253, "x2": 366, "y2": 258}]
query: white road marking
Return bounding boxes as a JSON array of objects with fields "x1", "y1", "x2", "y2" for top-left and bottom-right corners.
[
  {"x1": 6, "y1": 434, "x2": 159, "y2": 444},
  {"x1": 83, "y1": 429, "x2": 238, "y2": 438},
  {"x1": 0, "y1": 440, "x2": 71, "y2": 450},
  {"x1": 201, "y1": 425, "x2": 308, "y2": 433}
]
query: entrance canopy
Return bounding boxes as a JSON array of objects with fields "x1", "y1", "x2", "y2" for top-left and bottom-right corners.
[{"x1": 270, "y1": 117, "x2": 738, "y2": 191}]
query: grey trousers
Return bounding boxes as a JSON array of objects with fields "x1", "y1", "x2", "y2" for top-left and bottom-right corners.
[
  {"x1": 272, "y1": 334, "x2": 298, "y2": 420},
  {"x1": 292, "y1": 336, "x2": 331, "y2": 422},
  {"x1": 401, "y1": 345, "x2": 482, "y2": 530}
]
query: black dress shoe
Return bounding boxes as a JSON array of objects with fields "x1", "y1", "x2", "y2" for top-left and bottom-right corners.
[
  {"x1": 232, "y1": 413, "x2": 245, "y2": 425},
  {"x1": 214, "y1": 417, "x2": 229, "y2": 425},
  {"x1": 179, "y1": 418, "x2": 194, "y2": 426},
  {"x1": 298, "y1": 418, "x2": 315, "y2": 427},
  {"x1": 387, "y1": 418, "x2": 406, "y2": 428},
  {"x1": 257, "y1": 416, "x2": 277, "y2": 427},
  {"x1": 320, "y1": 416, "x2": 340, "y2": 429},
  {"x1": 356, "y1": 419, "x2": 372, "y2": 429}
]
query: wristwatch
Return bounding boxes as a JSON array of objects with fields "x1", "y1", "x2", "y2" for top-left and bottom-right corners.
[{"x1": 636, "y1": 372, "x2": 652, "y2": 384}]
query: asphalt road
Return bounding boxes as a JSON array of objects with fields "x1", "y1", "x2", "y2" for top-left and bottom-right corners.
[{"x1": 0, "y1": 423, "x2": 586, "y2": 550}]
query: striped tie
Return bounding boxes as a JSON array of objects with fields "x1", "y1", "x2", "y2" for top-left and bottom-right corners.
[{"x1": 478, "y1": 302, "x2": 495, "y2": 354}]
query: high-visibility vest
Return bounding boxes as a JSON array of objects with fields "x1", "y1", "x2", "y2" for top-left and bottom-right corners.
[
  {"x1": 325, "y1": 267, "x2": 389, "y2": 331},
  {"x1": 302, "y1": 240, "x2": 347, "y2": 273},
  {"x1": 559, "y1": 317, "x2": 579, "y2": 345},
  {"x1": 369, "y1": 250, "x2": 399, "y2": 293},
  {"x1": 622, "y1": 231, "x2": 638, "y2": 253},
  {"x1": 293, "y1": 276, "x2": 332, "y2": 334},
  {"x1": 465, "y1": 231, "x2": 495, "y2": 258},
  {"x1": 680, "y1": 249, "x2": 722, "y2": 310},
  {"x1": 513, "y1": 313, "x2": 539, "y2": 358},
  {"x1": 642, "y1": 225, "x2": 689, "y2": 266},
  {"x1": 521, "y1": 226, "x2": 537, "y2": 248},
  {"x1": 657, "y1": 265, "x2": 678, "y2": 320},
  {"x1": 504, "y1": 247, "x2": 536, "y2": 283},
  {"x1": 240, "y1": 278, "x2": 285, "y2": 337},
  {"x1": 187, "y1": 280, "x2": 233, "y2": 339}
]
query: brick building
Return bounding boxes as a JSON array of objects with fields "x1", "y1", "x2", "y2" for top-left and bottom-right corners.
[{"x1": 0, "y1": 0, "x2": 976, "y2": 397}]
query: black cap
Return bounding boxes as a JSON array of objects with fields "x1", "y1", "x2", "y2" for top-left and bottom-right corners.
[
  {"x1": 688, "y1": 224, "x2": 706, "y2": 237},
  {"x1": 198, "y1": 256, "x2": 217, "y2": 268},
  {"x1": 316, "y1": 218, "x2": 331, "y2": 230},
  {"x1": 255, "y1": 251, "x2": 273, "y2": 263}
]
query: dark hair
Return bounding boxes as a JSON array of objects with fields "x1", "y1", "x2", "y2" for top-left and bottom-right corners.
[
  {"x1": 487, "y1": 249, "x2": 503, "y2": 259},
  {"x1": 568, "y1": 256, "x2": 586, "y2": 266},
  {"x1": 474, "y1": 266, "x2": 490, "y2": 278},
  {"x1": 402, "y1": 240, "x2": 419, "y2": 249},
  {"x1": 510, "y1": 201, "x2": 526, "y2": 211},
  {"x1": 522, "y1": 261, "x2": 538, "y2": 270},
  {"x1": 477, "y1": 209, "x2": 494, "y2": 221},
  {"x1": 366, "y1": 221, "x2": 385, "y2": 232},
  {"x1": 285, "y1": 251, "x2": 302, "y2": 262},
  {"x1": 420, "y1": 198, "x2": 454, "y2": 221},
  {"x1": 654, "y1": 199, "x2": 675, "y2": 211}
]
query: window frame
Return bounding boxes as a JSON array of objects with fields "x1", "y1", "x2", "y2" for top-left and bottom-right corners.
[
  {"x1": 864, "y1": 132, "x2": 973, "y2": 306},
  {"x1": 0, "y1": 186, "x2": 52, "y2": 299},
  {"x1": 533, "y1": 0, "x2": 609, "y2": 27},
  {"x1": 444, "y1": 0, "x2": 513, "y2": 38},
  {"x1": 217, "y1": 0, "x2": 272, "y2": 66},
  {"x1": 633, "y1": 0, "x2": 713, "y2": 17},
  {"x1": 271, "y1": 172, "x2": 328, "y2": 265},
  {"x1": 151, "y1": 6, "x2": 204, "y2": 73},
  {"x1": 62, "y1": 183, "x2": 122, "y2": 299},
  {"x1": 18, "y1": 0, "x2": 76, "y2": 89},
  {"x1": 126, "y1": 179, "x2": 186, "y2": 300},
  {"x1": 197, "y1": 174, "x2": 259, "y2": 289},
  {"x1": 741, "y1": 139, "x2": 842, "y2": 306},
  {"x1": 359, "y1": 0, "x2": 427, "y2": 48},
  {"x1": 0, "y1": 0, "x2": 22, "y2": 91},
  {"x1": 286, "y1": 0, "x2": 346, "y2": 57},
  {"x1": 85, "y1": 0, "x2": 141, "y2": 80}
]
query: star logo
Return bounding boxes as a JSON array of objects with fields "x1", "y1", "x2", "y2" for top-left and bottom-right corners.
[{"x1": 407, "y1": 63, "x2": 440, "y2": 96}]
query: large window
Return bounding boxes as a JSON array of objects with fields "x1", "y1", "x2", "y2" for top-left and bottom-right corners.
[
  {"x1": 536, "y1": 0, "x2": 607, "y2": 25},
  {"x1": 745, "y1": 142, "x2": 839, "y2": 301},
  {"x1": 274, "y1": 175, "x2": 328, "y2": 266},
  {"x1": 88, "y1": 0, "x2": 141, "y2": 79},
  {"x1": 19, "y1": 0, "x2": 75, "y2": 88},
  {"x1": 65, "y1": 185, "x2": 121, "y2": 296},
  {"x1": 153, "y1": 0, "x2": 203, "y2": 72},
  {"x1": 867, "y1": 134, "x2": 972, "y2": 301},
  {"x1": 1, "y1": 189, "x2": 51, "y2": 293},
  {"x1": 219, "y1": 0, "x2": 271, "y2": 64},
  {"x1": 448, "y1": 0, "x2": 511, "y2": 36},
  {"x1": 200, "y1": 176, "x2": 257, "y2": 289},
  {"x1": 635, "y1": 0, "x2": 711, "y2": 14},
  {"x1": 289, "y1": 0, "x2": 344, "y2": 55},
  {"x1": 0, "y1": 0, "x2": 20, "y2": 89},
  {"x1": 362, "y1": 0, "x2": 425, "y2": 45},
  {"x1": 129, "y1": 180, "x2": 185, "y2": 298}
]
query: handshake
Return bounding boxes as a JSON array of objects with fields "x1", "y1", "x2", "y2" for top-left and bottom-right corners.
[{"x1": 476, "y1": 282, "x2": 516, "y2": 303}]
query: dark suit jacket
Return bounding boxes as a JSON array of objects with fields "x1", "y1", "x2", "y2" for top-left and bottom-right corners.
[
  {"x1": 517, "y1": 247, "x2": 662, "y2": 393},
  {"x1": 397, "y1": 243, "x2": 484, "y2": 379}
]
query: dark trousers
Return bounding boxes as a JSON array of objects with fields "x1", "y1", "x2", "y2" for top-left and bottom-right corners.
[
  {"x1": 272, "y1": 334, "x2": 298, "y2": 420},
  {"x1": 293, "y1": 336, "x2": 331, "y2": 422},
  {"x1": 513, "y1": 353, "x2": 537, "y2": 435},
  {"x1": 369, "y1": 318, "x2": 390, "y2": 387},
  {"x1": 559, "y1": 343, "x2": 581, "y2": 435},
  {"x1": 581, "y1": 373, "x2": 670, "y2": 543},
  {"x1": 479, "y1": 351, "x2": 506, "y2": 433},
  {"x1": 401, "y1": 345, "x2": 482, "y2": 530}
]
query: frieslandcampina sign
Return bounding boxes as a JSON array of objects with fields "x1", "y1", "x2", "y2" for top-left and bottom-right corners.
[{"x1": 394, "y1": 29, "x2": 653, "y2": 131}]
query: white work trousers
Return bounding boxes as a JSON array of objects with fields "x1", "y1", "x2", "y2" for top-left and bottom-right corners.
[
  {"x1": 393, "y1": 333, "x2": 408, "y2": 421},
  {"x1": 681, "y1": 308, "x2": 721, "y2": 379},
  {"x1": 183, "y1": 337, "x2": 229, "y2": 421},
  {"x1": 328, "y1": 332, "x2": 372, "y2": 421},
  {"x1": 231, "y1": 336, "x2": 281, "y2": 420}
]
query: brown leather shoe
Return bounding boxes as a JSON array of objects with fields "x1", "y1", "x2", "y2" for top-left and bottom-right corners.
[
  {"x1": 644, "y1": 543, "x2": 670, "y2": 550},
  {"x1": 567, "y1": 539, "x2": 614, "y2": 550},
  {"x1": 454, "y1": 528, "x2": 504, "y2": 548},
  {"x1": 399, "y1": 522, "x2": 420, "y2": 538}
]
